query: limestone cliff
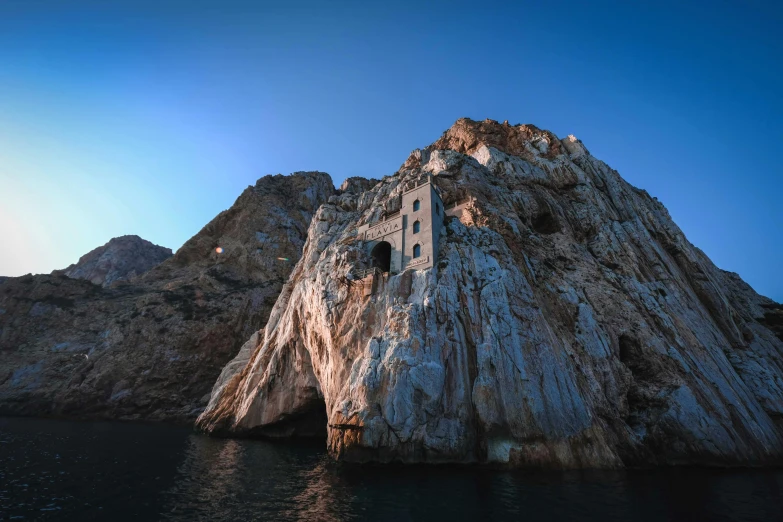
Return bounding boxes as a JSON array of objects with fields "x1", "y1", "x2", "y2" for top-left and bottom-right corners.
[
  {"x1": 55, "y1": 235, "x2": 173, "y2": 287},
  {"x1": 0, "y1": 172, "x2": 333, "y2": 421},
  {"x1": 198, "y1": 119, "x2": 783, "y2": 468}
]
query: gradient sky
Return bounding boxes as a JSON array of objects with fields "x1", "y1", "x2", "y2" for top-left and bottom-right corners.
[{"x1": 0, "y1": 0, "x2": 781, "y2": 301}]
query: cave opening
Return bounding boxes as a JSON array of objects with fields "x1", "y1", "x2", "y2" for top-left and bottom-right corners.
[
  {"x1": 618, "y1": 335, "x2": 646, "y2": 375},
  {"x1": 371, "y1": 241, "x2": 392, "y2": 272},
  {"x1": 247, "y1": 398, "x2": 328, "y2": 440},
  {"x1": 531, "y1": 210, "x2": 560, "y2": 234}
]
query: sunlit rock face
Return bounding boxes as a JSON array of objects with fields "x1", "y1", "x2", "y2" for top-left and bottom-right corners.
[
  {"x1": 199, "y1": 118, "x2": 783, "y2": 468},
  {"x1": 0, "y1": 172, "x2": 334, "y2": 421},
  {"x1": 55, "y1": 235, "x2": 172, "y2": 287}
]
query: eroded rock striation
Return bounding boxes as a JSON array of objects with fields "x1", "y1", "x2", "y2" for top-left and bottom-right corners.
[
  {"x1": 55, "y1": 235, "x2": 173, "y2": 287},
  {"x1": 198, "y1": 118, "x2": 783, "y2": 468},
  {"x1": 0, "y1": 172, "x2": 333, "y2": 421}
]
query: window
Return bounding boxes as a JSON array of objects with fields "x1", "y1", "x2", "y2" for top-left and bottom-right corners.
[
  {"x1": 436, "y1": 203, "x2": 440, "y2": 215},
  {"x1": 413, "y1": 199, "x2": 420, "y2": 211},
  {"x1": 412, "y1": 220, "x2": 420, "y2": 234},
  {"x1": 413, "y1": 244, "x2": 421, "y2": 258}
]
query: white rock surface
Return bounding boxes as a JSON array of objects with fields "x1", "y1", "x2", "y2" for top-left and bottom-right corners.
[{"x1": 198, "y1": 118, "x2": 783, "y2": 468}]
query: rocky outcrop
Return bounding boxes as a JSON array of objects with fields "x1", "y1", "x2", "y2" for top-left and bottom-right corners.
[
  {"x1": 340, "y1": 176, "x2": 380, "y2": 195},
  {"x1": 55, "y1": 235, "x2": 172, "y2": 287},
  {"x1": 0, "y1": 172, "x2": 333, "y2": 421},
  {"x1": 198, "y1": 118, "x2": 783, "y2": 468}
]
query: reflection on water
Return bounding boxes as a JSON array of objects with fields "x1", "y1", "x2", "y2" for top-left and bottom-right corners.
[
  {"x1": 1, "y1": 417, "x2": 783, "y2": 521},
  {"x1": 163, "y1": 433, "x2": 356, "y2": 521}
]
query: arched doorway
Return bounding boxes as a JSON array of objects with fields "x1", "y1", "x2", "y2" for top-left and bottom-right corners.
[{"x1": 371, "y1": 241, "x2": 392, "y2": 272}]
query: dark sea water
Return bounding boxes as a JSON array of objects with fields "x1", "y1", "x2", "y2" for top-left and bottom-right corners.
[{"x1": 1, "y1": 417, "x2": 783, "y2": 521}]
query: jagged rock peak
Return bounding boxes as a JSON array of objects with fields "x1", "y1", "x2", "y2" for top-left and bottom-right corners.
[
  {"x1": 154, "y1": 171, "x2": 335, "y2": 279},
  {"x1": 431, "y1": 117, "x2": 566, "y2": 158},
  {"x1": 56, "y1": 235, "x2": 172, "y2": 287},
  {"x1": 198, "y1": 117, "x2": 783, "y2": 469},
  {"x1": 340, "y1": 176, "x2": 380, "y2": 195},
  {"x1": 403, "y1": 118, "x2": 589, "y2": 171},
  {"x1": 561, "y1": 134, "x2": 590, "y2": 157},
  {"x1": 251, "y1": 171, "x2": 335, "y2": 195}
]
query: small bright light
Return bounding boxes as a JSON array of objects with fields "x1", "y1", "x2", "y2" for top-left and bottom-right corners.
[
  {"x1": 277, "y1": 257, "x2": 289, "y2": 261},
  {"x1": 215, "y1": 247, "x2": 224, "y2": 254}
]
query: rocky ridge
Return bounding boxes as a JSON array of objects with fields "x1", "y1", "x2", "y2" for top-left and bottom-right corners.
[
  {"x1": 0, "y1": 172, "x2": 334, "y2": 421},
  {"x1": 55, "y1": 235, "x2": 173, "y2": 287},
  {"x1": 198, "y1": 118, "x2": 783, "y2": 468}
]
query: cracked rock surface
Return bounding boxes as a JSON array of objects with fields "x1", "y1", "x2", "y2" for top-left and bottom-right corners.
[{"x1": 198, "y1": 119, "x2": 783, "y2": 467}]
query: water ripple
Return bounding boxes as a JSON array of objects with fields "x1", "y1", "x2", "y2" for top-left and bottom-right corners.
[{"x1": 1, "y1": 417, "x2": 782, "y2": 521}]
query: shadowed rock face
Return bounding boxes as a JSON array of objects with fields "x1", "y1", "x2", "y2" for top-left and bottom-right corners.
[
  {"x1": 198, "y1": 118, "x2": 783, "y2": 468},
  {"x1": 55, "y1": 235, "x2": 172, "y2": 287},
  {"x1": 0, "y1": 172, "x2": 334, "y2": 421}
]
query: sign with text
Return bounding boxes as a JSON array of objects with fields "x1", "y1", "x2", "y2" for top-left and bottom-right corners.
[
  {"x1": 365, "y1": 216, "x2": 403, "y2": 241},
  {"x1": 407, "y1": 255, "x2": 430, "y2": 268}
]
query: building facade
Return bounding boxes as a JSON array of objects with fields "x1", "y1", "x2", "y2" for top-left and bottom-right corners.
[{"x1": 356, "y1": 177, "x2": 444, "y2": 273}]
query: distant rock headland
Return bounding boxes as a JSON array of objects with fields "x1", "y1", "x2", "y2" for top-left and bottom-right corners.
[
  {"x1": 0, "y1": 172, "x2": 333, "y2": 421},
  {"x1": 53, "y1": 235, "x2": 173, "y2": 287}
]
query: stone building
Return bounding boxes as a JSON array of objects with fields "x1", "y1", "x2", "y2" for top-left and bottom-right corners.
[{"x1": 356, "y1": 176, "x2": 444, "y2": 274}]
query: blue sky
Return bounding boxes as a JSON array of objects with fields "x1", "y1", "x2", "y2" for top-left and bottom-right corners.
[{"x1": 0, "y1": 1, "x2": 780, "y2": 301}]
